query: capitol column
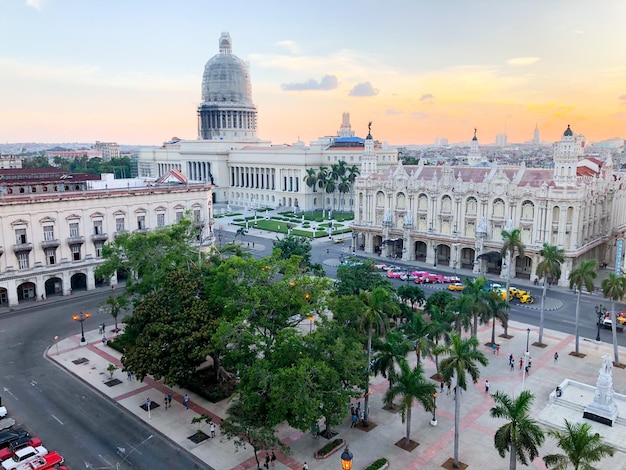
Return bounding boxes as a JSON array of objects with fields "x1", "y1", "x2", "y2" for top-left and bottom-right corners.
[
  {"x1": 402, "y1": 214, "x2": 413, "y2": 262},
  {"x1": 382, "y1": 210, "x2": 393, "y2": 258}
]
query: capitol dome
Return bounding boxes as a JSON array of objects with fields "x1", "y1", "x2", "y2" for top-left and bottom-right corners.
[
  {"x1": 201, "y1": 32, "x2": 253, "y2": 105},
  {"x1": 197, "y1": 32, "x2": 257, "y2": 141}
]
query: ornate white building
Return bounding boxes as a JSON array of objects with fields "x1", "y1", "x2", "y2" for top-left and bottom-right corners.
[
  {"x1": 351, "y1": 126, "x2": 626, "y2": 285},
  {"x1": 137, "y1": 33, "x2": 398, "y2": 212},
  {"x1": 0, "y1": 171, "x2": 212, "y2": 307}
]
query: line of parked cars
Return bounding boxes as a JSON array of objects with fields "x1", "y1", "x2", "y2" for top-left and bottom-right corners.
[
  {"x1": 0, "y1": 408, "x2": 66, "y2": 470},
  {"x1": 375, "y1": 264, "x2": 460, "y2": 284}
]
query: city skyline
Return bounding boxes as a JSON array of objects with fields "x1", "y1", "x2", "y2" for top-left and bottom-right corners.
[{"x1": 2, "y1": 0, "x2": 626, "y2": 146}]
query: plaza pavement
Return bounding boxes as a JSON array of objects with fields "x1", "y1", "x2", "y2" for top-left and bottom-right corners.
[{"x1": 39, "y1": 212, "x2": 626, "y2": 469}]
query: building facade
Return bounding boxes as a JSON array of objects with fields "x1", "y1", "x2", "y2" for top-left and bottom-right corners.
[
  {"x1": 138, "y1": 33, "x2": 398, "y2": 212},
  {"x1": 0, "y1": 173, "x2": 212, "y2": 307},
  {"x1": 351, "y1": 126, "x2": 626, "y2": 286}
]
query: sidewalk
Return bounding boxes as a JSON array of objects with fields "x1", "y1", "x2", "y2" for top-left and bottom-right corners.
[{"x1": 47, "y1": 318, "x2": 626, "y2": 469}]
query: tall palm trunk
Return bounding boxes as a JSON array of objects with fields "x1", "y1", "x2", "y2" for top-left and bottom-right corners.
[
  {"x1": 453, "y1": 379, "x2": 461, "y2": 467},
  {"x1": 611, "y1": 301, "x2": 620, "y2": 364},
  {"x1": 538, "y1": 279, "x2": 548, "y2": 344},
  {"x1": 405, "y1": 403, "x2": 412, "y2": 447},
  {"x1": 574, "y1": 290, "x2": 582, "y2": 354},
  {"x1": 364, "y1": 329, "x2": 372, "y2": 426},
  {"x1": 491, "y1": 317, "x2": 496, "y2": 345},
  {"x1": 503, "y1": 252, "x2": 512, "y2": 336},
  {"x1": 509, "y1": 441, "x2": 517, "y2": 470}
]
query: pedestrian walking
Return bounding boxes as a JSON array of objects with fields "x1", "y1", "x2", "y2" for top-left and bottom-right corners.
[
  {"x1": 496, "y1": 344, "x2": 500, "y2": 355},
  {"x1": 525, "y1": 365, "x2": 530, "y2": 376},
  {"x1": 447, "y1": 383, "x2": 451, "y2": 395},
  {"x1": 510, "y1": 360, "x2": 514, "y2": 372},
  {"x1": 210, "y1": 421, "x2": 216, "y2": 438},
  {"x1": 440, "y1": 381, "x2": 444, "y2": 393},
  {"x1": 127, "y1": 370, "x2": 132, "y2": 381},
  {"x1": 519, "y1": 357, "x2": 523, "y2": 370},
  {"x1": 351, "y1": 413, "x2": 357, "y2": 428},
  {"x1": 485, "y1": 380, "x2": 490, "y2": 393},
  {"x1": 509, "y1": 353, "x2": 513, "y2": 364},
  {"x1": 492, "y1": 343, "x2": 497, "y2": 354},
  {"x1": 164, "y1": 395, "x2": 168, "y2": 410},
  {"x1": 102, "y1": 335, "x2": 107, "y2": 345},
  {"x1": 183, "y1": 394, "x2": 189, "y2": 410},
  {"x1": 167, "y1": 393, "x2": 172, "y2": 408},
  {"x1": 264, "y1": 453, "x2": 270, "y2": 469},
  {"x1": 270, "y1": 451, "x2": 276, "y2": 467},
  {"x1": 302, "y1": 462, "x2": 309, "y2": 470},
  {"x1": 554, "y1": 351, "x2": 559, "y2": 363}
]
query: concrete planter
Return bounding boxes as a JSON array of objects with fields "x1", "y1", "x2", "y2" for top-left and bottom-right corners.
[{"x1": 314, "y1": 438, "x2": 345, "y2": 459}]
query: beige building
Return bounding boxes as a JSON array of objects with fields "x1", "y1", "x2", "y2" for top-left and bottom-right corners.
[
  {"x1": 0, "y1": 172, "x2": 212, "y2": 307},
  {"x1": 351, "y1": 126, "x2": 626, "y2": 286}
]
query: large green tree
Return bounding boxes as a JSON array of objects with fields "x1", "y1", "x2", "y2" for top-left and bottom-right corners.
[
  {"x1": 334, "y1": 262, "x2": 392, "y2": 296},
  {"x1": 436, "y1": 333, "x2": 489, "y2": 468},
  {"x1": 99, "y1": 294, "x2": 128, "y2": 333},
  {"x1": 489, "y1": 390, "x2": 545, "y2": 470},
  {"x1": 568, "y1": 260, "x2": 597, "y2": 355},
  {"x1": 483, "y1": 290, "x2": 510, "y2": 346},
  {"x1": 371, "y1": 331, "x2": 413, "y2": 394},
  {"x1": 543, "y1": 420, "x2": 614, "y2": 470},
  {"x1": 601, "y1": 273, "x2": 626, "y2": 365},
  {"x1": 384, "y1": 360, "x2": 436, "y2": 447},
  {"x1": 272, "y1": 233, "x2": 312, "y2": 267},
  {"x1": 536, "y1": 244, "x2": 565, "y2": 345}
]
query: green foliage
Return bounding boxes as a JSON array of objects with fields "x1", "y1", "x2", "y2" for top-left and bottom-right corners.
[
  {"x1": 273, "y1": 234, "x2": 312, "y2": 266},
  {"x1": 22, "y1": 155, "x2": 53, "y2": 168},
  {"x1": 37, "y1": 155, "x2": 133, "y2": 176},
  {"x1": 99, "y1": 295, "x2": 128, "y2": 332},
  {"x1": 543, "y1": 419, "x2": 614, "y2": 470},
  {"x1": 106, "y1": 363, "x2": 118, "y2": 379},
  {"x1": 490, "y1": 390, "x2": 545, "y2": 468},
  {"x1": 318, "y1": 439, "x2": 343, "y2": 456},
  {"x1": 364, "y1": 458, "x2": 388, "y2": 470},
  {"x1": 334, "y1": 262, "x2": 392, "y2": 296}
]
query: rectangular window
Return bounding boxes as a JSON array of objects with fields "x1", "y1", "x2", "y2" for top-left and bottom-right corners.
[
  {"x1": 176, "y1": 211, "x2": 183, "y2": 222},
  {"x1": 17, "y1": 252, "x2": 29, "y2": 269},
  {"x1": 69, "y1": 223, "x2": 80, "y2": 238},
  {"x1": 137, "y1": 215, "x2": 145, "y2": 230},
  {"x1": 45, "y1": 248, "x2": 56, "y2": 265},
  {"x1": 15, "y1": 228, "x2": 27, "y2": 245},
  {"x1": 43, "y1": 225, "x2": 55, "y2": 241},
  {"x1": 95, "y1": 242, "x2": 103, "y2": 258},
  {"x1": 157, "y1": 213, "x2": 165, "y2": 227},
  {"x1": 194, "y1": 209, "x2": 201, "y2": 222},
  {"x1": 116, "y1": 218, "x2": 125, "y2": 233},
  {"x1": 71, "y1": 244, "x2": 81, "y2": 261},
  {"x1": 94, "y1": 220, "x2": 103, "y2": 235}
]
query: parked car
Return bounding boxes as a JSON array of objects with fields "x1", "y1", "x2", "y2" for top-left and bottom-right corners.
[
  {"x1": 0, "y1": 444, "x2": 48, "y2": 470},
  {"x1": 373, "y1": 263, "x2": 387, "y2": 270},
  {"x1": 0, "y1": 409, "x2": 5, "y2": 419},
  {"x1": 0, "y1": 420, "x2": 15, "y2": 433},
  {"x1": 423, "y1": 273, "x2": 444, "y2": 283},
  {"x1": 387, "y1": 270, "x2": 406, "y2": 279},
  {"x1": 3, "y1": 452, "x2": 63, "y2": 470},
  {"x1": 0, "y1": 431, "x2": 30, "y2": 451},
  {"x1": 601, "y1": 314, "x2": 625, "y2": 332},
  {"x1": 0, "y1": 439, "x2": 43, "y2": 461},
  {"x1": 519, "y1": 293, "x2": 534, "y2": 304},
  {"x1": 449, "y1": 282, "x2": 465, "y2": 291},
  {"x1": 399, "y1": 273, "x2": 418, "y2": 281}
]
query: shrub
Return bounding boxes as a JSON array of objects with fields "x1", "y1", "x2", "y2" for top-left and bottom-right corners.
[
  {"x1": 318, "y1": 439, "x2": 343, "y2": 456},
  {"x1": 365, "y1": 458, "x2": 388, "y2": 470}
]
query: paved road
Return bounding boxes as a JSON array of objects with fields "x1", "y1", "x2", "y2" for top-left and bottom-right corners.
[{"x1": 0, "y1": 290, "x2": 210, "y2": 470}]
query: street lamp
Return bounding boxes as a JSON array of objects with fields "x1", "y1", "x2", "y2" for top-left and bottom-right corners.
[
  {"x1": 72, "y1": 311, "x2": 91, "y2": 345},
  {"x1": 526, "y1": 328, "x2": 530, "y2": 354},
  {"x1": 595, "y1": 305, "x2": 607, "y2": 342},
  {"x1": 434, "y1": 245, "x2": 438, "y2": 268},
  {"x1": 522, "y1": 328, "x2": 530, "y2": 390},
  {"x1": 430, "y1": 391, "x2": 438, "y2": 426},
  {"x1": 340, "y1": 446, "x2": 353, "y2": 470}
]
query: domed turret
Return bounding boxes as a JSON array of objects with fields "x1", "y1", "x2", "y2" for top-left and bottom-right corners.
[
  {"x1": 197, "y1": 33, "x2": 257, "y2": 141},
  {"x1": 563, "y1": 124, "x2": 573, "y2": 137}
]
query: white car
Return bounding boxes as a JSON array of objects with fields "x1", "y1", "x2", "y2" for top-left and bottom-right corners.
[
  {"x1": 0, "y1": 407, "x2": 6, "y2": 418},
  {"x1": 1, "y1": 445, "x2": 48, "y2": 470}
]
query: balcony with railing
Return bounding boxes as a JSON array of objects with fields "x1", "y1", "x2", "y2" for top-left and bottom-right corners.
[
  {"x1": 13, "y1": 241, "x2": 33, "y2": 253},
  {"x1": 67, "y1": 235, "x2": 85, "y2": 245},
  {"x1": 41, "y1": 238, "x2": 60, "y2": 249}
]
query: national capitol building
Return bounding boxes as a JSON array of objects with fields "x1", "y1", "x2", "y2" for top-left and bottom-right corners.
[{"x1": 138, "y1": 32, "x2": 626, "y2": 286}]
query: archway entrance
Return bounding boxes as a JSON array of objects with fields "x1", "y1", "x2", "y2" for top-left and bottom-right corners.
[
  {"x1": 477, "y1": 251, "x2": 503, "y2": 274},
  {"x1": 70, "y1": 273, "x2": 87, "y2": 291},
  {"x1": 0, "y1": 288, "x2": 7, "y2": 306},
  {"x1": 460, "y1": 247, "x2": 476, "y2": 269},
  {"x1": 516, "y1": 255, "x2": 533, "y2": 279},
  {"x1": 17, "y1": 282, "x2": 36, "y2": 301},
  {"x1": 45, "y1": 277, "x2": 63, "y2": 297},
  {"x1": 415, "y1": 241, "x2": 427, "y2": 261},
  {"x1": 435, "y1": 244, "x2": 450, "y2": 267},
  {"x1": 373, "y1": 235, "x2": 383, "y2": 255}
]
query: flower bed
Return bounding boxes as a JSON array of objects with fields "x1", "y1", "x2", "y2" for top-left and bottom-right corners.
[
  {"x1": 314, "y1": 438, "x2": 345, "y2": 459},
  {"x1": 364, "y1": 458, "x2": 389, "y2": 470}
]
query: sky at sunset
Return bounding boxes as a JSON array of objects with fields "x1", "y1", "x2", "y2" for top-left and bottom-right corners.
[{"x1": 2, "y1": 0, "x2": 626, "y2": 146}]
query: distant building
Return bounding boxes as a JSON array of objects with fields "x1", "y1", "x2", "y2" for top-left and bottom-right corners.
[
  {"x1": 0, "y1": 169, "x2": 212, "y2": 307},
  {"x1": 441, "y1": 137, "x2": 449, "y2": 146},
  {"x1": 495, "y1": 133, "x2": 508, "y2": 147},
  {"x1": 45, "y1": 149, "x2": 102, "y2": 164},
  {"x1": 94, "y1": 141, "x2": 120, "y2": 161},
  {"x1": 532, "y1": 124, "x2": 541, "y2": 145},
  {"x1": 351, "y1": 125, "x2": 626, "y2": 286},
  {"x1": 0, "y1": 154, "x2": 22, "y2": 169}
]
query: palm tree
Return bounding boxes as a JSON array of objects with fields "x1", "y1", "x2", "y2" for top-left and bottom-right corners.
[
  {"x1": 425, "y1": 306, "x2": 454, "y2": 376},
  {"x1": 305, "y1": 168, "x2": 318, "y2": 208},
  {"x1": 346, "y1": 164, "x2": 360, "y2": 212},
  {"x1": 462, "y1": 276, "x2": 487, "y2": 337},
  {"x1": 490, "y1": 390, "x2": 545, "y2": 470},
  {"x1": 235, "y1": 227, "x2": 247, "y2": 244},
  {"x1": 601, "y1": 272, "x2": 626, "y2": 365},
  {"x1": 397, "y1": 284, "x2": 426, "y2": 312},
  {"x1": 401, "y1": 314, "x2": 433, "y2": 366},
  {"x1": 483, "y1": 290, "x2": 510, "y2": 346},
  {"x1": 568, "y1": 260, "x2": 597, "y2": 355},
  {"x1": 316, "y1": 166, "x2": 329, "y2": 216},
  {"x1": 448, "y1": 293, "x2": 474, "y2": 334},
  {"x1": 543, "y1": 419, "x2": 614, "y2": 470},
  {"x1": 338, "y1": 175, "x2": 350, "y2": 212},
  {"x1": 500, "y1": 228, "x2": 525, "y2": 327},
  {"x1": 371, "y1": 331, "x2": 413, "y2": 394},
  {"x1": 384, "y1": 360, "x2": 436, "y2": 447},
  {"x1": 436, "y1": 333, "x2": 489, "y2": 468},
  {"x1": 99, "y1": 294, "x2": 128, "y2": 333},
  {"x1": 358, "y1": 287, "x2": 398, "y2": 426},
  {"x1": 536, "y1": 244, "x2": 565, "y2": 345},
  {"x1": 324, "y1": 178, "x2": 336, "y2": 212}
]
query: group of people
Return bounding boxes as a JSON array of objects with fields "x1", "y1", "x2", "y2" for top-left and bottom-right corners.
[
  {"x1": 263, "y1": 451, "x2": 277, "y2": 468},
  {"x1": 350, "y1": 402, "x2": 364, "y2": 427}
]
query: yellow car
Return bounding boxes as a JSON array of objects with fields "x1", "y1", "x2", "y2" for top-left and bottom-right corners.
[
  {"x1": 519, "y1": 293, "x2": 534, "y2": 304},
  {"x1": 449, "y1": 282, "x2": 465, "y2": 291}
]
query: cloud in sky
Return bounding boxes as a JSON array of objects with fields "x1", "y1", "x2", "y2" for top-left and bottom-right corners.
[
  {"x1": 619, "y1": 95, "x2": 626, "y2": 105},
  {"x1": 411, "y1": 112, "x2": 428, "y2": 120},
  {"x1": 274, "y1": 40, "x2": 299, "y2": 54},
  {"x1": 281, "y1": 75, "x2": 338, "y2": 91},
  {"x1": 26, "y1": 0, "x2": 43, "y2": 10},
  {"x1": 420, "y1": 93, "x2": 434, "y2": 101},
  {"x1": 386, "y1": 109, "x2": 402, "y2": 115},
  {"x1": 349, "y1": 82, "x2": 378, "y2": 97},
  {"x1": 506, "y1": 57, "x2": 541, "y2": 66}
]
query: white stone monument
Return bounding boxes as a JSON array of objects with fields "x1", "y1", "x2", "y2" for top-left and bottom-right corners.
[{"x1": 584, "y1": 354, "x2": 618, "y2": 426}]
